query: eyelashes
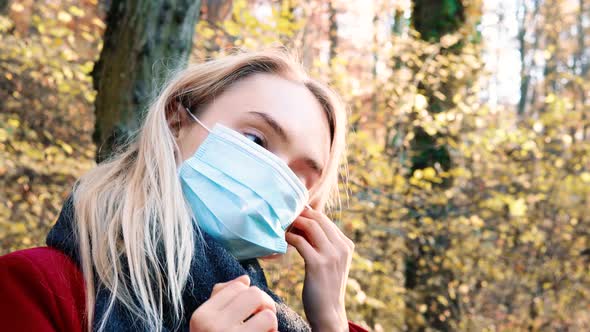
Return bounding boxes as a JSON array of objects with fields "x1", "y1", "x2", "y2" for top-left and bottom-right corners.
[{"x1": 243, "y1": 130, "x2": 268, "y2": 149}]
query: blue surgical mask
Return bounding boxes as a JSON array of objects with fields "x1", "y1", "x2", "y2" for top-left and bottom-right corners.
[{"x1": 179, "y1": 107, "x2": 309, "y2": 260}]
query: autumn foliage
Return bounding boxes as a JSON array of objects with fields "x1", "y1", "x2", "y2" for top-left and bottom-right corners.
[{"x1": 1, "y1": 0, "x2": 589, "y2": 331}]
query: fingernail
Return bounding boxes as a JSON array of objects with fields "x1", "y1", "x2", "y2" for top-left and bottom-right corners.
[{"x1": 304, "y1": 204, "x2": 312, "y2": 210}]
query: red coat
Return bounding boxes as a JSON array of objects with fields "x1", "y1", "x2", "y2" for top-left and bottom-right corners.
[{"x1": 0, "y1": 247, "x2": 368, "y2": 332}]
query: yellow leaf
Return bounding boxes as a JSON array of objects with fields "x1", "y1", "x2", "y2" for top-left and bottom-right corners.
[
  {"x1": 57, "y1": 11, "x2": 73, "y2": 23},
  {"x1": 459, "y1": 284, "x2": 469, "y2": 294},
  {"x1": 68, "y1": 5, "x2": 85, "y2": 17},
  {"x1": 0, "y1": 128, "x2": 8, "y2": 142},
  {"x1": 414, "y1": 94, "x2": 428, "y2": 110},
  {"x1": 423, "y1": 167, "x2": 436, "y2": 180},
  {"x1": 413, "y1": 169, "x2": 423, "y2": 179},
  {"x1": 223, "y1": 20, "x2": 241, "y2": 36},
  {"x1": 92, "y1": 18, "x2": 106, "y2": 29},
  {"x1": 58, "y1": 140, "x2": 73, "y2": 154},
  {"x1": 436, "y1": 295, "x2": 449, "y2": 306},
  {"x1": 7, "y1": 118, "x2": 19, "y2": 128},
  {"x1": 11, "y1": 223, "x2": 26, "y2": 233},
  {"x1": 11, "y1": 3, "x2": 24, "y2": 12},
  {"x1": 509, "y1": 198, "x2": 527, "y2": 217},
  {"x1": 201, "y1": 26, "x2": 216, "y2": 39}
]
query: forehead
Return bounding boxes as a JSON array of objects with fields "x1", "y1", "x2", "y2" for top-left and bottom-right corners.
[{"x1": 207, "y1": 73, "x2": 331, "y2": 165}]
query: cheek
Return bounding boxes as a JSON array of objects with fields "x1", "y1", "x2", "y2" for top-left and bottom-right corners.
[
  {"x1": 307, "y1": 174, "x2": 323, "y2": 193},
  {"x1": 288, "y1": 161, "x2": 322, "y2": 192},
  {"x1": 297, "y1": 175, "x2": 308, "y2": 189},
  {"x1": 178, "y1": 126, "x2": 208, "y2": 163},
  {"x1": 289, "y1": 166, "x2": 312, "y2": 190}
]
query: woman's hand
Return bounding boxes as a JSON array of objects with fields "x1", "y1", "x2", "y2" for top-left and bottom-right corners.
[
  {"x1": 190, "y1": 275, "x2": 278, "y2": 332},
  {"x1": 285, "y1": 207, "x2": 354, "y2": 332}
]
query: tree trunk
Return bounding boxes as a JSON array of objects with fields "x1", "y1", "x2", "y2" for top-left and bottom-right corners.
[
  {"x1": 393, "y1": 9, "x2": 404, "y2": 36},
  {"x1": 328, "y1": 0, "x2": 337, "y2": 66},
  {"x1": 412, "y1": 0, "x2": 464, "y2": 42},
  {"x1": 404, "y1": 1, "x2": 469, "y2": 331},
  {"x1": 518, "y1": 0, "x2": 541, "y2": 116},
  {"x1": 542, "y1": 0, "x2": 558, "y2": 97},
  {"x1": 92, "y1": 0, "x2": 202, "y2": 162},
  {"x1": 0, "y1": 0, "x2": 10, "y2": 15},
  {"x1": 410, "y1": 0, "x2": 464, "y2": 174},
  {"x1": 371, "y1": 11, "x2": 378, "y2": 114},
  {"x1": 203, "y1": 0, "x2": 232, "y2": 23},
  {"x1": 574, "y1": 0, "x2": 585, "y2": 74}
]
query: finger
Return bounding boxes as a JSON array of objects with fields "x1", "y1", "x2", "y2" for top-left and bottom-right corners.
[
  {"x1": 300, "y1": 208, "x2": 345, "y2": 245},
  {"x1": 206, "y1": 275, "x2": 251, "y2": 311},
  {"x1": 226, "y1": 286, "x2": 277, "y2": 322},
  {"x1": 211, "y1": 274, "x2": 250, "y2": 297},
  {"x1": 289, "y1": 215, "x2": 332, "y2": 251},
  {"x1": 301, "y1": 208, "x2": 355, "y2": 250},
  {"x1": 285, "y1": 231, "x2": 319, "y2": 261},
  {"x1": 242, "y1": 309, "x2": 278, "y2": 332}
]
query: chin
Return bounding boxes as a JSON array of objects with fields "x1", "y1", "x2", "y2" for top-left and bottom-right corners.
[
  {"x1": 259, "y1": 253, "x2": 286, "y2": 261},
  {"x1": 259, "y1": 244, "x2": 295, "y2": 261}
]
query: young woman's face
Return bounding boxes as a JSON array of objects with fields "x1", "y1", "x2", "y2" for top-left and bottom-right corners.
[{"x1": 176, "y1": 73, "x2": 331, "y2": 193}]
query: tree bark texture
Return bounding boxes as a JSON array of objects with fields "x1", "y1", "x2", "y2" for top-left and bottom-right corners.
[{"x1": 92, "y1": 0, "x2": 201, "y2": 162}]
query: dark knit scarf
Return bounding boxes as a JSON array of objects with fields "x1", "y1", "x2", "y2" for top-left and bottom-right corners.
[{"x1": 46, "y1": 197, "x2": 311, "y2": 331}]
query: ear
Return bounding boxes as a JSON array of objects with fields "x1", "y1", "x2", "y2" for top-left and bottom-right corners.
[{"x1": 165, "y1": 99, "x2": 192, "y2": 137}]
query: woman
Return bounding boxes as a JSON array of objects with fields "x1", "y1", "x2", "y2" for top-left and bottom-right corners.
[{"x1": 0, "y1": 50, "x2": 366, "y2": 332}]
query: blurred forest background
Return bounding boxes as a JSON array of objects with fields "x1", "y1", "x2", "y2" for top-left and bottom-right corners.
[{"x1": 1, "y1": 0, "x2": 590, "y2": 331}]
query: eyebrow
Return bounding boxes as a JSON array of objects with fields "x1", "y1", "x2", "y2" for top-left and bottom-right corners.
[
  {"x1": 247, "y1": 111, "x2": 325, "y2": 175},
  {"x1": 248, "y1": 111, "x2": 289, "y2": 143}
]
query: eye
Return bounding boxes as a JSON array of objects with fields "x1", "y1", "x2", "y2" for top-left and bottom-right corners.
[{"x1": 243, "y1": 132, "x2": 267, "y2": 148}]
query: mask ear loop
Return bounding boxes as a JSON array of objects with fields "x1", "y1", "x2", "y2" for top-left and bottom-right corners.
[{"x1": 184, "y1": 106, "x2": 211, "y2": 133}]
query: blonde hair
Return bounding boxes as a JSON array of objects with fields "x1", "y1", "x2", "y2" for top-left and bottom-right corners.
[{"x1": 73, "y1": 49, "x2": 347, "y2": 331}]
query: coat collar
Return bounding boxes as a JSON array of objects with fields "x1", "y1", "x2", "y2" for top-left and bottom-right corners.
[{"x1": 46, "y1": 195, "x2": 310, "y2": 331}]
